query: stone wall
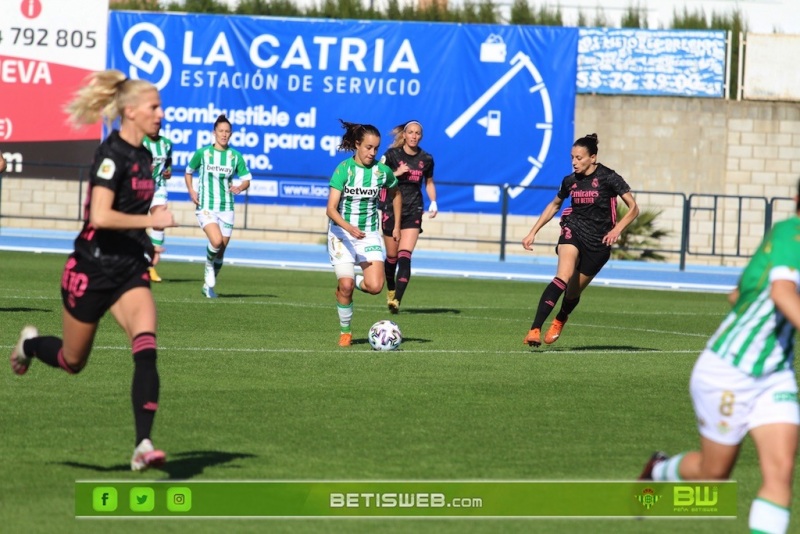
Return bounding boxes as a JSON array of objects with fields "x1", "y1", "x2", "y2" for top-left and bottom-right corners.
[{"x1": 3, "y1": 94, "x2": 799, "y2": 267}]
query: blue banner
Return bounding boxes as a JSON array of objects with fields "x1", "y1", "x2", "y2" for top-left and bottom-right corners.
[
  {"x1": 108, "y1": 13, "x2": 577, "y2": 215},
  {"x1": 577, "y1": 28, "x2": 726, "y2": 97}
]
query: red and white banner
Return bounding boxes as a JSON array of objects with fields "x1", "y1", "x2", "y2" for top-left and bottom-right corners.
[{"x1": 0, "y1": 0, "x2": 108, "y2": 176}]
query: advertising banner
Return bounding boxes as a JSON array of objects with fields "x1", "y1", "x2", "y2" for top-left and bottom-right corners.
[
  {"x1": 0, "y1": 0, "x2": 109, "y2": 177},
  {"x1": 108, "y1": 13, "x2": 578, "y2": 215},
  {"x1": 577, "y1": 28, "x2": 726, "y2": 98},
  {"x1": 76, "y1": 480, "x2": 738, "y2": 518},
  {"x1": 742, "y1": 33, "x2": 800, "y2": 102}
]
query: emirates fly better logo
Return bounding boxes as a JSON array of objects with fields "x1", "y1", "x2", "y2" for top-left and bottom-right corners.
[{"x1": 122, "y1": 23, "x2": 172, "y2": 90}]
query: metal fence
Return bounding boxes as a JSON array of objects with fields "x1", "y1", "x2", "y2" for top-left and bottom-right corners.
[{"x1": 0, "y1": 169, "x2": 793, "y2": 271}]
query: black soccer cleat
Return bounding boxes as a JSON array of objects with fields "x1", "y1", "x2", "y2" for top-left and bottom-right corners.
[{"x1": 638, "y1": 451, "x2": 669, "y2": 480}]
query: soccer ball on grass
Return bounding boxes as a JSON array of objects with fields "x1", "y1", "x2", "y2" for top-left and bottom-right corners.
[{"x1": 368, "y1": 320, "x2": 403, "y2": 351}]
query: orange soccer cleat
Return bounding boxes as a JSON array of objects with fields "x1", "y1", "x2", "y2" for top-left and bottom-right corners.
[
  {"x1": 544, "y1": 318, "x2": 566, "y2": 345},
  {"x1": 338, "y1": 333, "x2": 352, "y2": 347},
  {"x1": 523, "y1": 328, "x2": 541, "y2": 347}
]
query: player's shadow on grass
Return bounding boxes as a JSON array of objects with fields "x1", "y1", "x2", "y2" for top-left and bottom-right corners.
[
  {"x1": 395, "y1": 308, "x2": 461, "y2": 315},
  {"x1": 554, "y1": 345, "x2": 656, "y2": 352},
  {"x1": 58, "y1": 450, "x2": 256, "y2": 479},
  {"x1": 217, "y1": 294, "x2": 278, "y2": 299},
  {"x1": 347, "y1": 337, "x2": 429, "y2": 347},
  {"x1": 397, "y1": 337, "x2": 433, "y2": 345},
  {"x1": 0, "y1": 307, "x2": 52, "y2": 313},
  {"x1": 350, "y1": 337, "x2": 432, "y2": 347}
]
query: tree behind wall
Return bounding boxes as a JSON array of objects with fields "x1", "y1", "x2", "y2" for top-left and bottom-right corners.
[
  {"x1": 118, "y1": 0, "x2": 749, "y2": 37},
  {"x1": 113, "y1": 0, "x2": 748, "y2": 95}
]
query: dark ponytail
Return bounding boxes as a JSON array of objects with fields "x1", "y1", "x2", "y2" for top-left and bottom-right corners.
[
  {"x1": 337, "y1": 119, "x2": 380, "y2": 152},
  {"x1": 214, "y1": 114, "x2": 231, "y2": 129},
  {"x1": 573, "y1": 133, "x2": 599, "y2": 156}
]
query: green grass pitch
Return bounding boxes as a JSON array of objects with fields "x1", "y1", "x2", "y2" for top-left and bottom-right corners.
[{"x1": 0, "y1": 250, "x2": 793, "y2": 533}]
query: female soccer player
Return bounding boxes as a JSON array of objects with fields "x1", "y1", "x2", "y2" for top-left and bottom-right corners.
[
  {"x1": 522, "y1": 133, "x2": 639, "y2": 347},
  {"x1": 143, "y1": 132, "x2": 173, "y2": 282},
  {"x1": 10, "y1": 69, "x2": 177, "y2": 471},
  {"x1": 379, "y1": 120, "x2": 437, "y2": 314},
  {"x1": 326, "y1": 120, "x2": 402, "y2": 347},
  {"x1": 639, "y1": 181, "x2": 800, "y2": 534},
  {"x1": 184, "y1": 114, "x2": 252, "y2": 298}
]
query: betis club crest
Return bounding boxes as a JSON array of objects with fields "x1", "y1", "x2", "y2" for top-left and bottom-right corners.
[{"x1": 637, "y1": 487, "x2": 660, "y2": 510}]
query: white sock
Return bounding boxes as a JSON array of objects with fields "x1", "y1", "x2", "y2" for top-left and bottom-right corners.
[
  {"x1": 652, "y1": 453, "x2": 685, "y2": 481},
  {"x1": 749, "y1": 498, "x2": 790, "y2": 534},
  {"x1": 150, "y1": 230, "x2": 165, "y2": 246},
  {"x1": 206, "y1": 245, "x2": 219, "y2": 262},
  {"x1": 355, "y1": 275, "x2": 364, "y2": 292},
  {"x1": 337, "y1": 302, "x2": 353, "y2": 332}
]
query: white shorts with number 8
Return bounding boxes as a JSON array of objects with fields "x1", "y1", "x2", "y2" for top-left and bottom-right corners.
[{"x1": 690, "y1": 349, "x2": 799, "y2": 446}]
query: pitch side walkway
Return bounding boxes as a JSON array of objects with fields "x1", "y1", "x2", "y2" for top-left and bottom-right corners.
[{"x1": 0, "y1": 227, "x2": 741, "y2": 293}]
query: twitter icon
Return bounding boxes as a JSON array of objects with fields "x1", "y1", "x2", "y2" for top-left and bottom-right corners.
[{"x1": 130, "y1": 487, "x2": 155, "y2": 512}]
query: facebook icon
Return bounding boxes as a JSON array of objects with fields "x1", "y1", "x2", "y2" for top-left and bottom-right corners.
[{"x1": 92, "y1": 487, "x2": 118, "y2": 512}]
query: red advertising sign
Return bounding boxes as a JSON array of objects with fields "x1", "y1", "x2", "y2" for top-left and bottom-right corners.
[{"x1": 0, "y1": 0, "x2": 109, "y2": 177}]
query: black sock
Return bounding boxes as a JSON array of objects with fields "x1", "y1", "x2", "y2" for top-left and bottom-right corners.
[
  {"x1": 395, "y1": 250, "x2": 412, "y2": 302},
  {"x1": 25, "y1": 336, "x2": 80, "y2": 374},
  {"x1": 556, "y1": 297, "x2": 580, "y2": 322},
  {"x1": 131, "y1": 333, "x2": 160, "y2": 445},
  {"x1": 531, "y1": 277, "x2": 566, "y2": 329},
  {"x1": 384, "y1": 256, "x2": 397, "y2": 291}
]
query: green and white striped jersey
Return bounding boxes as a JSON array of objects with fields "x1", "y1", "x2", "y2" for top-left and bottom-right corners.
[
  {"x1": 186, "y1": 145, "x2": 252, "y2": 212},
  {"x1": 329, "y1": 157, "x2": 397, "y2": 232},
  {"x1": 706, "y1": 216, "x2": 800, "y2": 377},
  {"x1": 142, "y1": 135, "x2": 173, "y2": 188}
]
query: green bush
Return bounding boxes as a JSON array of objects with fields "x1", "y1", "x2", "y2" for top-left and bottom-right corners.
[
  {"x1": 115, "y1": 0, "x2": 747, "y2": 32},
  {"x1": 613, "y1": 204, "x2": 670, "y2": 261}
]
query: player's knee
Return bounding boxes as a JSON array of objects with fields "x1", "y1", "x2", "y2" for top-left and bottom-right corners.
[
  {"x1": 338, "y1": 279, "x2": 355, "y2": 296},
  {"x1": 363, "y1": 282, "x2": 382, "y2": 296},
  {"x1": 63, "y1": 355, "x2": 87, "y2": 374},
  {"x1": 699, "y1": 460, "x2": 733, "y2": 480},
  {"x1": 761, "y1": 457, "x2": 795, "y2": 486}
]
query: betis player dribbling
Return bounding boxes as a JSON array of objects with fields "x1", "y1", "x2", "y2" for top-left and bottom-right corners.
[{"x1": 325, "y1": 120, "x2": 402, "y2": 347}]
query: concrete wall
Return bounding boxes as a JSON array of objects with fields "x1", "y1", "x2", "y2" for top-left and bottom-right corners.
[{"x1": 3, "y1": 94, "x2": 800, "y2": 267}]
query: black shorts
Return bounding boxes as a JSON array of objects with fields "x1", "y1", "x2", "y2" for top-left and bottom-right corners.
[
  {"x1": 556, "y1": 225, "x2": 610, "y2": 278},
  {"x1": 381, "y1": 206, "x2": 424, "y2": 237},
  {"x1": 60, "y1": 254, "x2": 151, "y2": 323}
]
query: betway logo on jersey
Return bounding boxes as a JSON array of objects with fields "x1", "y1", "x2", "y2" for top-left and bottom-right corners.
[
  {"x1": 343, "y1": 185, "x2": 380, "y2": 197},
  {"x1": 205, "y1": 164, "x2": 233, "y2": 174}
]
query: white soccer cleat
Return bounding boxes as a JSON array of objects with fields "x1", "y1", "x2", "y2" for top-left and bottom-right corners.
[
  {"x1": 204, "y1": 261, "x2": 216, "y2": 288},
  {"x1": 202, "y1": 284, "x2": 218, "y2": 299},
  {"x1": 131, "y1": 438, "x2": 166, "y2": 472},
  {"x1": 10, "y1": 325, "x2": 38, "y2": 375}
]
